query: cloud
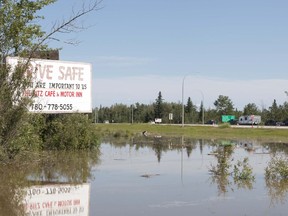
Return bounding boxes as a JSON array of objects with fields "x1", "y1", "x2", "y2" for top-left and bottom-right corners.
[{"x1": 92, "y1": 75, "x2": 288, "y2": 110}]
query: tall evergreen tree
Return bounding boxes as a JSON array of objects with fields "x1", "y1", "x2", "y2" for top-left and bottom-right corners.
[
  {"x1": 198, "y1": 101, "x2": 204, "y2": 124},
  {"x1": 268, "y1": 99, "x2": 281, "y2": 121},
  {"x1": 185, "y1": 97, "x2": 197, "y2": 123},
  {"x1": 154, "y1": 91, "x2": 164, "y2": 119},
  {"x1": 185, "y1": 97, "x2": 193, "y2": 113}
]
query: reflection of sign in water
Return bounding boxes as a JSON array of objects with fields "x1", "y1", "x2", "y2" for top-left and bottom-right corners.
[{"x1": 23, "y1": 183, "x2": 90, "y2": 216}]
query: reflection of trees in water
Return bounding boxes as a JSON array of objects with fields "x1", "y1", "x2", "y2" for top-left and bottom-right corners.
[
  {"x1": 29, "y1": 150, "x2": 100, "y2": 183},
  {"x1": 104, "y1": 135, "x2": 288, "y2": 202},
  {"x1": 265, "y1": 155, "x2": 288, "y2": 205},
  {"x1": 199, "y1": 139, "x2": 204, "y2": 155},
  {"x1": 104, "y1": 135, "x2": 205, "y2": 162},
  {"x1": 209, "y1": 144, "x2": 255, "y2": 195},
  {"x1": 263, "y1": 142, "x2": 288, "y2": 155},
  {"x1": 147, "y1": 137, "x2": 199, "y2": 162},
  {"x1": 209, "y1": 145, "x2": 234, "y2": 195},
  {"x1": 184, "y1": 138, "x2": 198, "y2": 157},
  {"x1": 266, "y1": 179, "x2": 288, "y2": 206},
  {"x1": 0, "y1": 161, "x2": 27, "y2": 216},
  {"x1": 151, "y1": 138, "x2": 163, "y2": 162},
  {"x1": 233, "y1": 157, "x2": 255, "y2": 190},
  {"x1": 0, "y1": 149, "x2": 101, "y2": 215},
  {"x1": 252, "y1": 137, "x2": 288, "y2": 207},
  {"x1": 205, "y1": 140, "x2": 288, "y2": 202}
]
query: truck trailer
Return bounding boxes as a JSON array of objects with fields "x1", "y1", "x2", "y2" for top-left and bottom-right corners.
[{"x1": 238, "y1": 115, "x2": 261, "y2": 125}]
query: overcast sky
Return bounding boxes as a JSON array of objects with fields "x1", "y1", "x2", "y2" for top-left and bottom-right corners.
[{"x1": 40, "y1": 0, "x2": 288, "y2": 110}]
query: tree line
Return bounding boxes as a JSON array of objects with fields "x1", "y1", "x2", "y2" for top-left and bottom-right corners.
[{"x1": 93, "y1": 91, "x2": 288, "y2": 124}]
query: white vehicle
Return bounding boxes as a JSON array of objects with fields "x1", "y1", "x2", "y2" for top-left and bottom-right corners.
[{"x1": 238, "y1": 115, "x2": 261, "y2": 125}]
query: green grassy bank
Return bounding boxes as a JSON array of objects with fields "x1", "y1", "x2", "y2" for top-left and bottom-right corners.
[{"x1": 94, "y1": 123, "x2": 288, "y2": 142}]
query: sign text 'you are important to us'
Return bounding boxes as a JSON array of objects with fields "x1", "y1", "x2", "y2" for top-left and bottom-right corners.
[{"x1": 7, "y1": 57, "x2": 92, "y2": 113}]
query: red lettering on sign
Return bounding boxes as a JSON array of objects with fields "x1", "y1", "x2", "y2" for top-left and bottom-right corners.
[
  {"x1": 73, "y1": 199, "x2": 81, "y2": 205},
  {"x1": 45, "y1": 91, "x2": 56, "y2": 97},
  {"x1": 60, "y1": 91, "x2": 75, "y2": 97}
]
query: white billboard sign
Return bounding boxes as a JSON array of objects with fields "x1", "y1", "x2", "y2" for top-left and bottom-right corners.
[
  {"x1": 6, "y1": 57, "x2": 92, "y2": 113},
  {"x1": 23, "y1": 183, "x2": 90, "y2": 216}
]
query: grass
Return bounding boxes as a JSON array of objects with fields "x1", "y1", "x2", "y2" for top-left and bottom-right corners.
[{"x1": 94, "y1": 123, "x2": 288, "y2": 142}]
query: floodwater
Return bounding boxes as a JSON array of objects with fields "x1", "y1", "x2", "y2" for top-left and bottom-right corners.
[{"x1": 2, "y1": 136, "x2": 288, "y2": 216}]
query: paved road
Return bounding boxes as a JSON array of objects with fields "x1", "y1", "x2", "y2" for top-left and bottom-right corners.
[{"x1": 178, "y1": 124, "x2": 288, "y2": 129}]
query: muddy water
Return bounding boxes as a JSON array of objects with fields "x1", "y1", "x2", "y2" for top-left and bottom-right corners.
[
  {"x1": 91, "y1": 138, "x2": 288, "y2": 216},
  {"x1": 1, "y1": 137, "x2": 288, "y2": 215}
]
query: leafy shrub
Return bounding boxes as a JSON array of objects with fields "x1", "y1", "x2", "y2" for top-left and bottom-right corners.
[
  {"x1": 218, "y1": 123, "x2": 231, "y2": 129},
  {"x1": 265, "y1": 156, "x2": 288, "y2": 181},
  {"x1": 41, "y1": 114, "x2": 99, "y2": 150},
  {"x1": 233, "y1": 157, "x2": 255, "y2": 181},
  {"x1": 0, "y1": 113, "x2": 44, "y2": 160}
]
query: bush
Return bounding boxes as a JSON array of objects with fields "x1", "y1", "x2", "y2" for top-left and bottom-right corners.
[
  {"x1": 265, "y1": 156, "x2": 288, "y2": 181},
  {"x1": 233, "y1": 157, "x2": 255, "y2": 181},
  {"x1": 0, "y1": 113, "x2": 100, "y2": 160},
  {"x1": 41, "y1": 114, "x2": 99, "y2": 150},
  {"x1": 0, "y1": 113, "x2": 44, "y2": 161},
  {"x1": 218, "y1": 123, "x2": 231, "y2": 129}
]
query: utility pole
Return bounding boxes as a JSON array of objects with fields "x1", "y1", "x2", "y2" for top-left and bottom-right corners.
[
  {"x1": 182, "y1": 76, "x2": 187, "y2": 127},
  {"x1": 94, "y1": 107, "x2": 98, "y2": 123},
  {"x1": 131, "y1": 104, "x2": 134, "y2": 124}
]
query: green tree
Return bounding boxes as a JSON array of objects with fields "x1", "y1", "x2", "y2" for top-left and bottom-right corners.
[
  {"x1": 0, "y1": 0, "x2": 102, "y2": 159},
  {"x1": 0, "y1": 0, "x2": 56, "y2": 58},
  {"x1": 154, "y1": 91, "x2": 164, "y2": 119},
  {"x1": 205, "y1": 107, "x2": 218, "y2": 123},
  {"x1": 110, "y1": 104, "x2": 130, "y2": 123},
  {"x1": 214, "y1": 95, "x2": 234, "y2": 119},
  {"x1": 41, "y1": 114, "x2": 98, "y2": 150},
  {"x1": 243, "y1": 103, "x2": 260, "y2": 115},
  {"x1": 185, "y1": 97, "x2": 193, "y2": 113},
  {"x1": 170, "y1": 102, "x2": 182, "y2": 124},
  {"x1": 279, "y1": 102, "x2": 288, "y2": 121},
  {"x1": 185, "y1": 97, "x2": 197, "y2": 123},
  {"x1": 268, "y1": 99, "x2": 281, "y2": 121},
  {"x1": 134, "y1": 103, "x2": 153, "y2": 123},
  {"x1": 0, "y1": 0, "x2": 55, "y2": 158},
  {"x1": 198, "y1": 101, "x2": 204, "y2": 124}
]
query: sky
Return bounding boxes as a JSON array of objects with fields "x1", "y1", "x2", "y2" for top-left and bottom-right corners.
[{"x1": 39, "y1": 0, "x2": 288, "y2": 110}]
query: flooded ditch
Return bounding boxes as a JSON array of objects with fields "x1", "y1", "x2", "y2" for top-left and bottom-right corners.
[{"x1": 1, "y1": 136, "x2": 288, "y2": 215}]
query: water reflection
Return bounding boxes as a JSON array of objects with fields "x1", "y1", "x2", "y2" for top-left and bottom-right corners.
[
  {"x1": 0, "y1": 149, "x2": 100, "y2": 215},
  {"x1": 0, "y1": 162, "x2": 27, "y2": 216},
  {"x1": 266, "y1": 179, "x2": 288, "y2": 206},
  {"x1": 24, "y1": 183, "x2": 90, "y2": 215},
  {"x1": 1, "y1": 137, "x2": 288, "y2": 215},
  {"x1": 100, "y1": 135, "x2": 288, "y2": 209},
  {"x1": 27, "y1": 150, "x2": 100, "y2": 183},
  {"x1": 208, "y1": 144, "x2": 234, "y2": 195}
]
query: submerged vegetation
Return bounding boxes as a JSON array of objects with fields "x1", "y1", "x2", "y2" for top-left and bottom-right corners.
[
  {"x1": 265, "y1": 156, "x2": 288, "y2": 181},
  {"x1": 233, "y1": 157, "x2": 255, "y2": 181},
  {"x1": 1, "y1": 113, "x2": 100, "y2": 161}
]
